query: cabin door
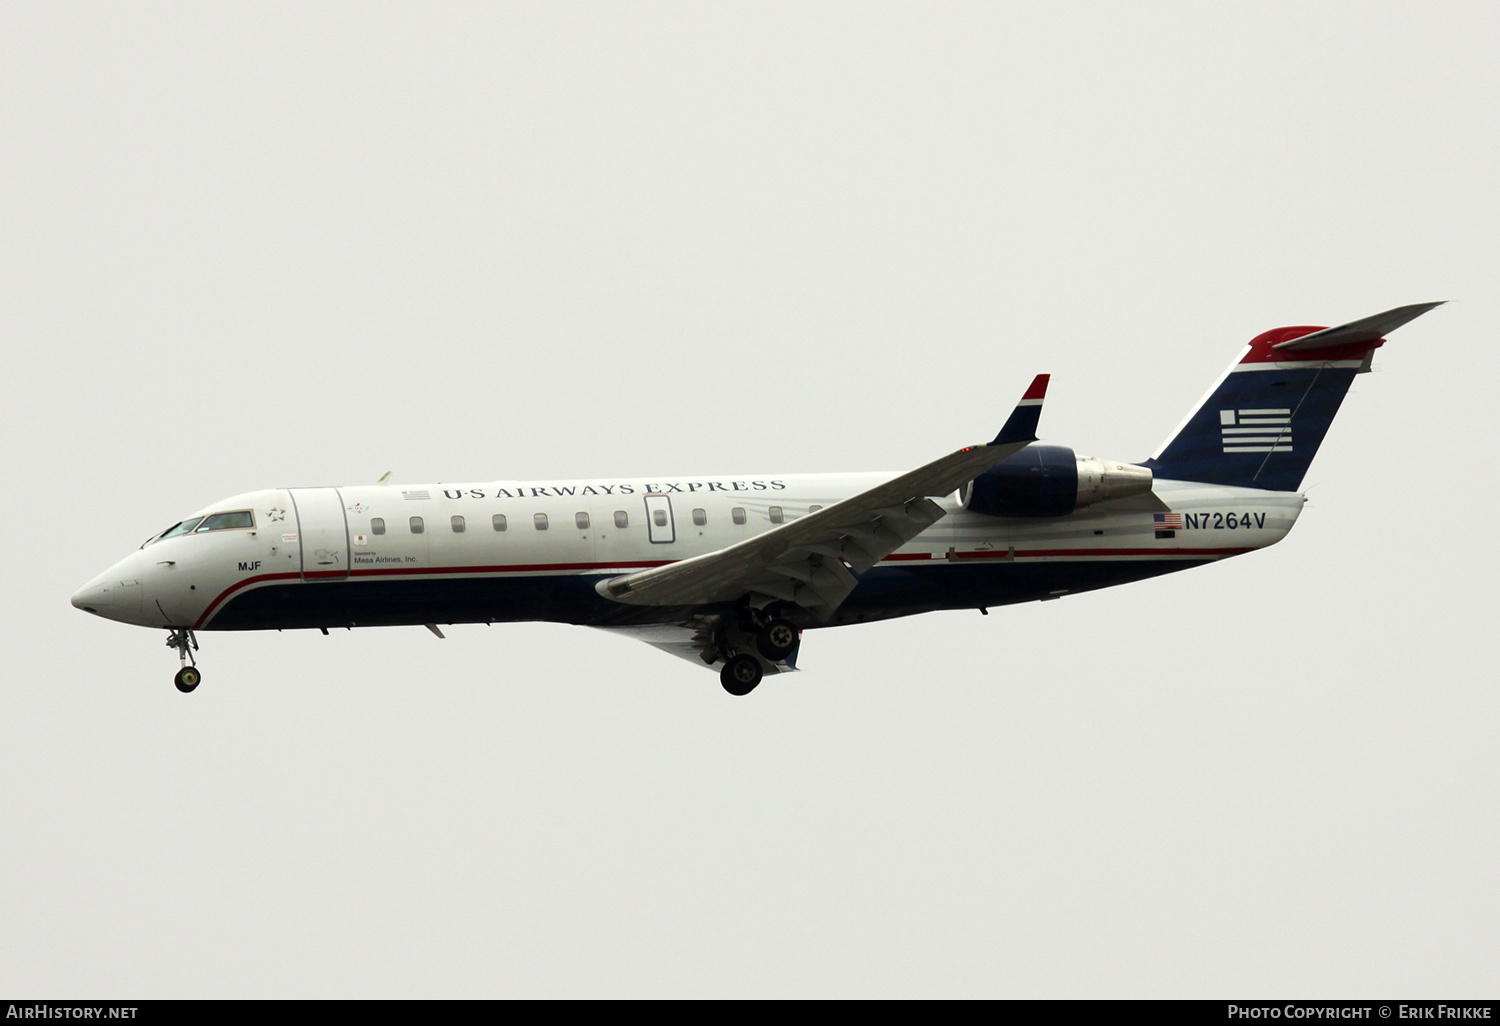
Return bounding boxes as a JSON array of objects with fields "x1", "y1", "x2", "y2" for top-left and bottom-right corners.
[
  {"x1": 643, "y1": 493, "x2": 675, "y2": 544},
  {"x1": 290, "y1": 488, "x2": 350, "y2": 581}
]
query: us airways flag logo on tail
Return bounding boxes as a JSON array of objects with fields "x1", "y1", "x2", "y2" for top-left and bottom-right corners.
[{"x1": 1220, "y1": 409, "x2": 1292, "y2": 453}]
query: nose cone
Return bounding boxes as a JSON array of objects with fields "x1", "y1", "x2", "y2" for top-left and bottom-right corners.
[{"x1": 71, "y1": 552, "x2": 147, "y2": 624}]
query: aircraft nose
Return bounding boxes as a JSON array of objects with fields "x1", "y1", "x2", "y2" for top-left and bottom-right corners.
[{"x1": 71, "y1": 553, "x2": 146, "y2": 623}]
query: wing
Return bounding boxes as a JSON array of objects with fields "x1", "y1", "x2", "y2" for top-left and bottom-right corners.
[{"x1": 595, "y1": 375, "x2": 1050, "y2": 621}]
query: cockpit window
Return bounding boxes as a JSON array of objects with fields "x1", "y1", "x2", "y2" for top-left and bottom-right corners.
[
  {"x1": 196, "y1": 511, "x2": 255, "y2": 532},
  {"x1": 159, "y1": 518, "x2": 204, "y2": 540}
]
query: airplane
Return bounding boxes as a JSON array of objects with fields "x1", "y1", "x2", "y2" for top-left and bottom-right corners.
[{"x1": 71, "y1": 302, "x2": 1443, "y2": 696}]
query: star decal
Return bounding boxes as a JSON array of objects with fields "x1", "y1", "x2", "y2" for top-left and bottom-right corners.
[{"x1": 266, "y1": 507, "x2": 286, "y2": 522}]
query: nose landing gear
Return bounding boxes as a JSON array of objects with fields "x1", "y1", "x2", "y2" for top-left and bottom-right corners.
[{"x1": 166, "y1": 629, "x2": 201, "y2": 693}]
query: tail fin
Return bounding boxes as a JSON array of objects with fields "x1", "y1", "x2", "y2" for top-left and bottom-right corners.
[{"x1": 1143, "y1": 302, "x2": 1443, "y2": 491}]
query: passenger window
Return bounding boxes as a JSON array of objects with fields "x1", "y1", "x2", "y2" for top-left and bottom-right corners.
[
  {"x1": 197, "y1": 511, "x2": 255, "y2": 531},
  {"x1": 451, "y1": 515, "x2": 466, "y2": 533},
  {"x1": 160, "y1": 518, "x2": 204, "y2": 539},
  {"x1": 653, "y1": 510, "x2": 668, "y2": 527},
  {"x1": 613, "y1": 511, "x2": 628, "y2": 529},
  {"x1": 410, "y1": 516, "x2": 424, "y2": 534},
  {"x1": 731, "y1": 507, "x2": 746, "y2": 525},
  {"x1": 768, "y1": 507, "x2": 784, "y2": 524},
  {"x1": 492, "y1": 514, "x2": 507, "y2": 532},
  {"x1": 575, "y1": 512, "x2": 589, "y2": 530},
  {"x1": 371, "y1": 518, "x2": 385, "y2": 535},
  {"x1": 809, "y1": 505, "x2": 823, "y2": 513},
  {"x1": 534, "y1": 513, "x2": 549, "y2": 530},
  {"x1": 692, "y1": 508, "x2": 707, "y2": 526}
]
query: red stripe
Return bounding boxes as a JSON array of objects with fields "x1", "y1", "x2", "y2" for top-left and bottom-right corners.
[
  {"x1": 952, "y1": 547, "x2": 1253, "y2": 559},
  {"x1": 347, "y1": 559, "x2": 671, "y2": 577}
]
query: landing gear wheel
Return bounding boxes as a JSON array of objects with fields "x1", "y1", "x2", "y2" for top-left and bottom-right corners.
[
  {"x1": 755, "y1": 619, "x2": 799, "y2": 661},
  {"x1": 166, "y1": 628, "x2": 201, "y2": 693},
  {"x1": 720, "y1": 653, "x2": 763, "y2": 696}
]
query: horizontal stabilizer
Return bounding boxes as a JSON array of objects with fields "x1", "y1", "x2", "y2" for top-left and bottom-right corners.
[{"x1": 1272, "y1": 301, "x2": 1445, "y2": 351}]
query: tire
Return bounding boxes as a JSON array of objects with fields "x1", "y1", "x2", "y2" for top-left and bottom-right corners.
[
  {"x1": 755, "y1": 619, "x2": 799, "y2": 661},
  {"x1": 719, "y1": 653, "x2": 763, "y2": 696},
  {"x1": 174, "y1": 667, "x2": 201, "y2": 693}
]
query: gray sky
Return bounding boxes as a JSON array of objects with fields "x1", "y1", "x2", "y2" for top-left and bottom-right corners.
[{"x1": 2, "y1": 1, "x2": 1496, "y2": 998}]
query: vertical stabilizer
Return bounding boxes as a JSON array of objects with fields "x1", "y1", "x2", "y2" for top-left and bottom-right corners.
[{"x1": 1143, "y1": 303, "x2": 1442, "y2": 490}]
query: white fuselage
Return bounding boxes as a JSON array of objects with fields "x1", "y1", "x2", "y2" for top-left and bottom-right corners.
[{"x1": 72, "y1": 471, "x2": 1303, "y2": 634}]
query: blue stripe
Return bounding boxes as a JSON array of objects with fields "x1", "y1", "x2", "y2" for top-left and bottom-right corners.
[{"x1": 205, "y1": 559, "x2": 1216, "y2": 632}]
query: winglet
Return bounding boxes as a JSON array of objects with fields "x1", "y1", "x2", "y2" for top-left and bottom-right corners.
[{"x1": 991, "y1": 374, "x2": 1049, "y2": 444}]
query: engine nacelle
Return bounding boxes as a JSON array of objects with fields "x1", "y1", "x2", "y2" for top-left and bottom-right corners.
[{"x1": 962, "y1": 444, "x2": 1154, "y2": 518}]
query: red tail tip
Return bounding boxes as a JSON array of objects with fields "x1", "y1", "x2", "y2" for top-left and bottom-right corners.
[{"x1": 1022, "y1": 374, "x2": 1050, "y2": 401}]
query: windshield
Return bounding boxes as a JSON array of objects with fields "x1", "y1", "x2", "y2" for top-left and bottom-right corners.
[
  {"x1": 160, "y1": 518, "x2": 205, "y2": 539},
  {"x1": 143, "y1": 510, "x2": 255, "y2": 547},
  {"x1": 196, "y1": 511, "x2": 254, "y2": 531}
]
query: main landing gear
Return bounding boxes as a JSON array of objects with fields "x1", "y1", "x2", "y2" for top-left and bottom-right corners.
[
  {"x1": 716, "y1": 614, "x2": 801, "y2": 696},
  {"x1": 720, "y1": 654, "x2": 763, "y2": 696},
  {"x1": 755, "y1": 618, "x2": 798, "y2": 661},
  {"x1": 166, "y1": 629, "x2": 201, "y2": 693}
]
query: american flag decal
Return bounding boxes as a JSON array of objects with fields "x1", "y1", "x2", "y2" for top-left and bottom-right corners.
[
  {"x1": 1154, "y1": 513, "x2": 1184, "y2": 530},
  {"x1": 1219, "y1": 408, "x2": 1293, "y2": 453},
  {"x1": 402, "y1": 490, "x2": 431, "y2": 501}
]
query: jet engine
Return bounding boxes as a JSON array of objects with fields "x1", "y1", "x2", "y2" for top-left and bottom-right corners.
[{"x1": 961, "y1": 444, "x2": 1154, "y2": 518}]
